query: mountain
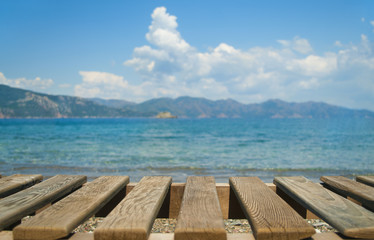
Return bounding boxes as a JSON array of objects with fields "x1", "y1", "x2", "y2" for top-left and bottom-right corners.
[
  {"x1": 129, "y1": 97, "x2": 374, "y2": 119},
  {"x1": 89, "y1": 98, "x2": 136, "y2": 108},
  {"x1": 129, "y1": 96, "x2": 248, "y2": 118},
  {"x1": 0, "y1": 84, "x2": 142, "y2": 118},
  {"x1": 0, "y1": 84, "x2": 373, "y2": 119}
]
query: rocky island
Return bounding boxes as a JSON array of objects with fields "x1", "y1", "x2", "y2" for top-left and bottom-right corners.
[{"x1": 156, "y1": 112, "x2": 177, "y2": 119}]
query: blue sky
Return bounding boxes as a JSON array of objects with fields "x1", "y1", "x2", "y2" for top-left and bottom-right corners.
[{"x1": 1, "y1": 1, "x2": 374, "y2": 110}]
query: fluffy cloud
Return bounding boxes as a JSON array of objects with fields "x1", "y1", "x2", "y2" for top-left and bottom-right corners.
[
  {"x1": 75, "y1": 71, "x2": 131, "y2": 99},
  {"x1": 122, "y1": 7, "x2": 344, "y2": 103},
  {"x1": 76, "y1": 7, "x2": 374, "y2": 110},
  {"x1": 0, "y1": 72, "x2": 53, "y2": 91}
]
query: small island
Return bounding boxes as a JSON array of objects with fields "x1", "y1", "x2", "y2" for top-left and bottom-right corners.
[{"x1": 156, "y1": 112, "x2": 177, "y2": 119}]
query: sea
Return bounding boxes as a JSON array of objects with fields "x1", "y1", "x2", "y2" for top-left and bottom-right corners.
[{"x1": 0, "y1": 118, "x2": 373, "y2": 183}]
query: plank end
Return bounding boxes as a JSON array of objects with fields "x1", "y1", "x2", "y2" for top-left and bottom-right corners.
[
  {"x1": 0, "y1": 231, "x2": 13, "y2": 240},
  {"x1": 13, "y1": 226, "x2": 69, "y2": 240},
  {"x1": 343, "y1": 227, "x2": 374, "y2": 239},
  {"x1": 174, "y1": 228, "x2": 227, "y2": 240},
  {"x1": 254, "y1": 227, "x2": 315, "y2": 240},
  {"x1": 94, "y1": 228, "x2": 148, "y2": 240}
]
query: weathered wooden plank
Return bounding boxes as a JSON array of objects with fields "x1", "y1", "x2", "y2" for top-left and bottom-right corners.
[
  {"x1": 310, "y1": 232, "x2": 343, "y2": 240},
  {"x1": 168, "y1": 183, "x2": 185, "y2": 219},
  {"x1": 125, "y1": 182, "x2": 171, "y2": 218},
  {"x1": 0, "y1": 174, "x2": 43, "y2": 198},
  {"x1": 217, "y1": 183, "x2": 230, "y2": 219},
  {"x1": 123, "y1": 182, "x2": 300, "y2": 219},
  {"x1": 13, "y1": 176, "x2": 129, "y2": 240},
  {"x1": 356, "y1": 176, "x2": 374, "y2": 188},
  {"x1": 0, "y1": 231, "x2": 13, "y2": 240},
  {"x1": 94, "y1": 176, "x2": 172, "y2": 240},
  {"x1": 0, "y1": 175, "x2": 86, "y2": 230},
  {"x1": 66, "y1": 232, "x2": 348, "y2": 240},
  {"x1": 230, "y1": 177, "x2": 315, "y2": 240},
  {"x1": 274, "y1": 176, "x2": 374, "y2": 239},
  {"x1": 321, "y1": 176, "x2": 374, "y2": 211},
  {"x1": 174, "y1": 176, "x2": 227, "y2": 240}
]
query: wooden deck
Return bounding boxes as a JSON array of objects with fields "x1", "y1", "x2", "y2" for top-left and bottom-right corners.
[{"x1": 0, "y1": 174, "x2": 373, "y2": 240}]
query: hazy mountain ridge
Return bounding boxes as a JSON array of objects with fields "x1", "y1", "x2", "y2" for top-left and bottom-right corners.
[
  {"x1": 0, "y1": 84, "x2": 373, "y2": 119},
  {"x1": 0, "y1": 84, "x2": 141, "y2": 118}
]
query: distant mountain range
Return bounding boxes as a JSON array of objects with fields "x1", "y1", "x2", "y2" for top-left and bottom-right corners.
[{"x1": 0, "y1": 84, "x2": 373, "y2": 119}]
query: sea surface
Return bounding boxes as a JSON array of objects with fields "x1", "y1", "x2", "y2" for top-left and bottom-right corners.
[{"x1": 0, "y1": 118, "x2": 373, "y2": 183}]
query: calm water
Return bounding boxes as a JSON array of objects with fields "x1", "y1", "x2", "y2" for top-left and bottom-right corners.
[{"x1": 0, "y1": 118, "x2": 373, "y2": 182}]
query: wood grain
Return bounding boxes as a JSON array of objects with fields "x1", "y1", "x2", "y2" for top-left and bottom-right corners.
[
  {"x1": 321, "y1": 176, "x2": 374, "y2": 211},
  {"x1": 94, "y1": 176, "x2": 172, "y2": 240},
  {"x1": 356, "y1": 176, "x2": 374, "y2": 188},
  {"x1": 0, "y1": 175, "x2": 86, "y2": 230},
  {"x1": 0, "y1": 174, "x2": 43, "y2": 198},
  {"x1": 124, "y1": 182, "x2": 279, "y2": 219},
  {"x1": 274, "y1": 176, "x2": 374, "y2": 239},
  {"x1": 174, "y1": 176, "x2": 227, "y2": 240},
  {"x1": 13, "y1": 176, "x2": 129, "y2": 240},
  {"x1": 230, "y1": 177, "x2": 315, "y2": 240}
]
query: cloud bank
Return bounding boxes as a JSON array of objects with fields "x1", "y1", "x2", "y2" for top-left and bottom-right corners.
[
  {"x1": 75, "y1": 7, "x2": 374, "y2": 110},
  {"x1": 0, "y1": 72, "x2": 53, "y2": 91}
]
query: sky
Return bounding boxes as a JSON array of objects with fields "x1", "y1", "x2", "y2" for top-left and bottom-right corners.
[{"x1": 1, "y1": 1, "x2": 374, "y2": 110}]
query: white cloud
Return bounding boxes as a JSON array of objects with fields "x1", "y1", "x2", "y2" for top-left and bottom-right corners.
[
  {"x1": 74, "y1": 71, "x2": 182, "y2": 101},
  {"x1": 0, "y1": 72, "x2": 53, "y2": 91},
  {"x1": 122, "y1": 7, "x2": 337, "y2": 102},
  {"x1": 146, "y1": 7, "x2": 192, "y2": 54},
  {"x1": 74, "y1": 7, "x2": 374, "y2": 110},
  {"x1": 278, "y1": 37, "x2": 313, "y2": 54},
  {"x1": 75, "y1": 71, "x2": 129, "y2": 99},
  {"x1": 287, "y1": 54, "x2": 338, "y2": 76}
]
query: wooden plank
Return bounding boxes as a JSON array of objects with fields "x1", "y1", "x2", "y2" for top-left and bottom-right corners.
[
  {"x1": 125, "y1": 182, "x2": 171, "y2": 218},
  {"x1": 265, "y1": 183, "x2": 276, "y2": 192},
  {"x1": 66, "y1": 232, "x2": 348, "y2": 240},
  {"x1": 94, "y1": 176, "x2": 172, "y2": 240},
  {"x1": 120, "y1": 182, "x2": 291, "y2": 219},
  {"x1": 217, "y1": 183, "x2": 230, "y2": 219},
  {"x1": 276, "y1": 186, "x2": 319, "y2": 219},
  {"x1": 169, "y1": 183, "x2": 185, "y2": 219},
  {"x1": 356, "y1": 176, "x2": 374, "y2": 188},
  {"x1": 13, "y1": 176, "x2": 129, "y2": 240},
  {"x1": 0, "y1": 175, "x2": 86, "y2": 230},
  {"x1": 127, "y1": 182, "x2": 232, "y2": 219},
  {"x1": 274, "y1": 176, "x2": 374, "y2": 239},
  {"x1": 321, "y1": 176, "x2": 374, "y2": 211},
  {"x1": 0, "y1": 231, "x2": 13, "y2": 240},
  {"x1": 310, "y1": 232, "x2": 343, "y2": 240},
  {"x1": 0, "y1": 174, "x2": 43, "y2": 198},
  {"x1": 230, "y1": 177, "x2": 315, "y2": 240},
  {"x1": 174, "y1": 176, "x2": 227, "y2": 240}
]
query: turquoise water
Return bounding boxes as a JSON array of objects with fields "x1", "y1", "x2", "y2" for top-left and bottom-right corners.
[{"x1": 0, "y1": 118, "x2": 373, "y2": 182}]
